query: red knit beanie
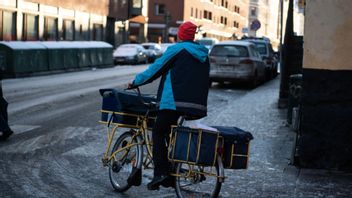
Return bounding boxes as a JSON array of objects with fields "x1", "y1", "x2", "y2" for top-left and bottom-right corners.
[{"x1": 177, "y1": 21, "x2": 197, "y2": 41}]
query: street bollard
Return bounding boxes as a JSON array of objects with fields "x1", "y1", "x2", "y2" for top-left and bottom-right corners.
[{"x1": 287, "y1": 74, "x2": 302, "y2": 125}]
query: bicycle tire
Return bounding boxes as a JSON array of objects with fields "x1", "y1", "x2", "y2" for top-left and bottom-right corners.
[
  {"x1": 109, "y1": 130, "x2": 141, "y2": 192},
  {"x1": 174, "y1": 161, "x2": 222, "y2": 198}
]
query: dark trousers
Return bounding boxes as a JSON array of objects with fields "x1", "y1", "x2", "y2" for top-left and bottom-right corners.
[
  {"x1": 0, "y1": 84, "x2": 11, "y2": 132},
  {"x1": 152, "y1": 110, "x2": 180, "y2": 177}
]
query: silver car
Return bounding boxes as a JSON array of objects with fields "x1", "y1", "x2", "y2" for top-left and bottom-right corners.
[
  {"x1": 113, "y1": 44, "x2": 148, "y2": 65},
  {"x1": 141, "y1": 42, "x2": 163, "y2": 63},
  {"x1": 209, "y1": 41, "x2": 266, "y2": 87},
  {"x1": 241, "y1": 38, "x2": 278, "y2": 79}
]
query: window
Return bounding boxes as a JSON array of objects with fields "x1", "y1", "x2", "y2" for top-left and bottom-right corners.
[
  {"x1": 251, "y1": 7, "x2": 257, "y2": 16},
  {"x1": 203, "y1": 10, "x2": 212, "y2": 20},
  {"x1": 234, "y1": 21, "x2": 239, "y2": 28},
  {"x1": 224, "y1": 17, "x2": 227, "y2": 25},
  {"x1": 195, "y1": 8, "x2": 198, "y2": 18},
  {"x1": 234, "y1": 6, "x2": 240, "y2": 13},
  {"x1": 155, "y1": 4, "x2": 165, "y2": 15},
  {"x1": 191, "y1": 7, "x2": 193, "y2": 17},
  {"x1": 44, "y1": 17, "x2": 57, "y2": 41},
  {"x1": 79, "y1": 24, "x2": 83, "y2": 35},
  {"x1": 210, "y1": 45, "x2": 249, "y2": 57},
  {"x1": 77, "y1": 24, "x2": 88, "y2": 40},
  {"x1": 254, "y1": 43, "x2": 267, "y2": 55},
  {"x1": 132, "y1": 0, "x2": 142, "y2": 8},
  {"x1": 23, "y1": 14, "x2": 38, "y2": 41},
  {"x1": 63, "y1": 19, "x2": 74, "y2": 40},
  {"x1": 0, "y1": 10, "x2": 16, "y2": 41},
  {"x1": 93, "y1": 23, "x2": 103, "y2": 41},
  {"x1": 225, "y1": 1, "x2": 228, "y2": 8}
]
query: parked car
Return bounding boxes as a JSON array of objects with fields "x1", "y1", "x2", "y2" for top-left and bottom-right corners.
[
  {"x1": 113, "y1": 44, "x2": 148, "y2": 65},
  {"x1": 241, "y1": 37, "x2": 278, "y2": 79},
  {"x1": 209, "y1": 40, "x2": 266, "y2": 87},
  {"x1": 195, "y1": 38, "x2": 219, "y2": 50},
  {"x1": 160, "y1": 43, "x2": 175, "y2": 54},
  {"x1": 141, "y1": 42, "x2": 163, "y2": 63}
]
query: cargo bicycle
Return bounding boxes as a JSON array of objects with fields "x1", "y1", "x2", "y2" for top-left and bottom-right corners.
[{"x1": 99, "y1": 88, "x2": 253, "y2": 198}]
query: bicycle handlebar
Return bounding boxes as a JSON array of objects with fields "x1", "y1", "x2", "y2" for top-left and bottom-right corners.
[{"x1": 125, "y1": 86, "x2": 157, "y2": 109}]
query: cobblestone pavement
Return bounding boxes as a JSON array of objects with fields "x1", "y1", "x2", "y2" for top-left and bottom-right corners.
[
  {"x1": 201, "y1": 79, "x2": 352, "y2": 198},
  {"x1": 1, "y1": 70, "x2": 351, "y2": 198}
]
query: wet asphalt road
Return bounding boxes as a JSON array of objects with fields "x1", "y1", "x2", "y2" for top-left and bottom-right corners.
[{"x1": 1, "y1": 65, "x2": 351, "y2": 198}]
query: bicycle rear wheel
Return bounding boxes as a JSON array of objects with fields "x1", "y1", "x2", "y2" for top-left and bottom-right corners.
[
  {"x1": 109, "y1": 130, "x2": 141, "y2": 192},
  {"x1": 175, "y1": 162, "x2": 222, "y2": 198}
]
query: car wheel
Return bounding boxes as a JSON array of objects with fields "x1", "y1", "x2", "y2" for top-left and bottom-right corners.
[
  {"x1": 272, "y1": 69, "x2": 278, "y2": 78},
  {"x1": 265, "y1": 68, "x2": 272, "y2": 81},
  {"x1": 251, "y1": 72, "x2": 259, "y2": 88}
]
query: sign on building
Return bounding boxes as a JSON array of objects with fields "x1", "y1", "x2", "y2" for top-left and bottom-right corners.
[{"x1": 242, "y1": 27, "x2": 249, "y2": 34}]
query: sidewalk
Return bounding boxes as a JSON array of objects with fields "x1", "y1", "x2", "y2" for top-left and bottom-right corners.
[{"x1": 202, "y1": 78, "x2": 352, "y2": 197}]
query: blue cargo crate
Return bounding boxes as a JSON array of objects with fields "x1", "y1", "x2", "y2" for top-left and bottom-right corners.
[
  {"x1": 168, "y1": 126, "x2": 220, "y2": 166},
  {"x1": 213, "y1": 126, "x2": 254, "y2": 169}
]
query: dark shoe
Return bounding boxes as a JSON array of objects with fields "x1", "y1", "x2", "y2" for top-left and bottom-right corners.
[
  {"x1": 161, "y1": 176, "x2": 175, "y2": 188},
  {"x1": 127, "y1": 167, "x2": 141, "y2": 186},
  {"x1": 147, "y1": 175, "x2": 169, "y2": 190},
  {"x1": 0, "y1": 130, "x2": 13, "y2": 141}
]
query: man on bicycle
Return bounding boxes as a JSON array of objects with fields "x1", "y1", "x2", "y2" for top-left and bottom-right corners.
[{"x1": 129, "y1": 21, "x2": 210, "y2": 190}]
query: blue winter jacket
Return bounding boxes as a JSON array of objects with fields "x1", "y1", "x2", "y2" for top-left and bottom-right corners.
[{"x1": 132, "y1": 41, "x2": 210, "y2": 119}]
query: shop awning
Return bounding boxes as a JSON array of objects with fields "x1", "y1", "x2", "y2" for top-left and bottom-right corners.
[{"x1": 129, "y1": 15, "x2": 148, "y2": 24}]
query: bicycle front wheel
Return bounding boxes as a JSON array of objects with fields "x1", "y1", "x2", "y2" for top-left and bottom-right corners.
[
  {"x1": 175, "y1": 162, "x2": 222, "y2": 198},
  {"x1": 109, "y1": 130, "x2": 141, "y2": 192}
]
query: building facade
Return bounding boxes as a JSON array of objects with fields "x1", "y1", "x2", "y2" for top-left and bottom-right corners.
[
  {"x1": 147, "y1": 0, "x2": 249, "y2": 43},
  {"x1": 0, "y1": 0, "x2": 150, "y2": 47},
  {"x1": 298, "y1": 0, "x2": 352, "y2": 170},
  {"x1": 0, "y1": 0, "x2": 108, "y2": 41}
]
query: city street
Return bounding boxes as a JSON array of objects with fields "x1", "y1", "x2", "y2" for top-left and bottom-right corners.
[{"x1": 0, "y1": 65, "x2": 351, "y2": 198}]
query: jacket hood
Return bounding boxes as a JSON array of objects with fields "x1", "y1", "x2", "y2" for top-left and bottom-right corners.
[{"x1": 178, "y1": 41, "x2": 209, "y2": 63}]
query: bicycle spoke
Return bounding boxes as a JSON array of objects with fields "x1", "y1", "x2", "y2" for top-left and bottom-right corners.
[{"x1": 175, "y1": 163, "x2": 222, "y2": 198}]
